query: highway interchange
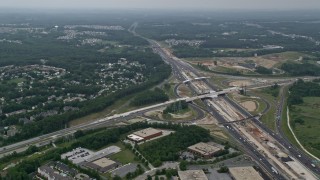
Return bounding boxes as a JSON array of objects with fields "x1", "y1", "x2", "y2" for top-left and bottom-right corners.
[
  {"x1": 0, "y1": 23, "x2": 319, "y2": 179},
  {"x1": 149, "y1": 39, "x2": 320, "y2": 179}
]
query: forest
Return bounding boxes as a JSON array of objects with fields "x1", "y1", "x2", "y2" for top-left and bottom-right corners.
[
  {"x1": 288, "y1": 79, "x2": 320, "y2": 106},
  {"x1": 281, "y1": 63, "x2": 320, "y2": 76},
  {"x1": 130, "y1": 88, "x2": 169, "y2": 106},
  {"x1": 163, "y1": 100, "x2": 188, "y2": 114},
  {"x1": 138, "y1": 125, "x2": 211, "y2": 167}
]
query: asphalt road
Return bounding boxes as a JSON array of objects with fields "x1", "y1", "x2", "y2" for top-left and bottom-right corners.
[
  {"x1": 148, "y1": 40, "x2": 285, "y2": 179},
  {"x1": 149, "y1": 37, "x2": 320, "y2": 178}
]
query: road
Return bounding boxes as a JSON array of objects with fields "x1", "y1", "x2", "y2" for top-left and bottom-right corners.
[
  {"x1": 146, "y1": 39, "x2": 287, "y2": 179},
  {"x1": 145, "y1": 34, "x2": 319, "y2": 178}
]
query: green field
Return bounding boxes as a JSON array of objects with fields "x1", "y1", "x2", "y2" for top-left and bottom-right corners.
[
  {"x1": 251, "y1": 89, "x2": 279, "y2": 131},
  {"x1": 109, "y1": 148, "x2": 137, "y2": 164},
  {"x1": 290, "y1": 97, "x2": 320, "y2": 158}
]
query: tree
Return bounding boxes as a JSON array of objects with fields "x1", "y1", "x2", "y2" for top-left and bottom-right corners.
[
  {"x1": 164, "y1": 83, "x2": 170, "y2": 90},
  {"x1": 179, "y1": 161, "x2": 187, "y2": 171},
  {"x1": 154, "y1": 159, "x2": 162, "y2": 167},
  {"x1": 218, "y1": 166, "x2": 229, "y2": 173},
  {"x1": 166, "y1": 171, "x2": 173, "y2": 179},
  {"x1": 74, "y1": 130, "x2": 85, "y2": 138},
  {"x1": 113, "y1": 175, "x2": 122, "y2": 180},
  {"x1": 255, "y1": 66, "x2": 272, "y2": 75}
]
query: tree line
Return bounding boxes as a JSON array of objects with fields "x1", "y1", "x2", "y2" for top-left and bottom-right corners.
[{"x1": 138, "y1": 125, "x2": 211, "y2": 167}]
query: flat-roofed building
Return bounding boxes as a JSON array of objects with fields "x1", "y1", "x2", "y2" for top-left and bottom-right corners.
[
  {"x1": 229, "y1": 166, "x2": 263, "y2": 180},
  {"x1": 127, "y1": 128, "x2": 162, "y2": 142},
  {"x1": 38, "y1": 165, "x2": 72, "y2": 180},
  {"x1": 82, "y1": 158, "x2": 120, "y2": 173},
  {"x1": 178, "y1": 170, "x2": 208, "y2": 180},
  {"x1": 187, "y1": 142, "x2": 221, "y2": 158},
  {"x1": 127, "y1": 134, "x2": 144, "y2": 142}
]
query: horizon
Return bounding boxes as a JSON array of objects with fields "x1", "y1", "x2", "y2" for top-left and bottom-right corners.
[{"x1": 1, "y1": 0, "x2": 320, "y2": 11}]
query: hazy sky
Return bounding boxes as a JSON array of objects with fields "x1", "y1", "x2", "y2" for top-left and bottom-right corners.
[{"x1": 1, "y1": 0, "x2": 320, "y2": 10}]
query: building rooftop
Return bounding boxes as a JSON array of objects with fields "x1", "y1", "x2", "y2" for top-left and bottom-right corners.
[
  {"x1": 133, "y1": 128, "x2": 162, "y2": 138},
  {"x1": 127, "y1": 134, "x2": 144, "y2": 141},
  {"x1": 38, "y1": 165, "x2": 72, "y2": 180},
  {"x1": 188, "y1": 142, "x2": 221, "y2": 156},
  {"x1": 178, "y1": 170, "x2": 208, "y2": 180},
  {"x1": 229, "y1": 166, "x2": 264, "y2": 180},
  {"x1": 92, "y1": 158, "x2": 116, "y2": 168}
]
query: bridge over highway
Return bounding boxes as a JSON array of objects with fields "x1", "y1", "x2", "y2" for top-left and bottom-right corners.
[
  {"x1": 219, "y1": 114, "x2": 261, "y2": 125},
  {"x1": 0, "y1": 87, "x2": 239, "y2": 157},
  {"x1": 183, "y1": 77, "x2": 210, "y2": 84}
]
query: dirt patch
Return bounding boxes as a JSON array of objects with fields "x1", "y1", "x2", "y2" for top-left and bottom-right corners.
[
  {"x1": 127, "y1": 118, "x2": 146, "y2": 124},
  {"x1": 177, "y1": 84, "x2": 193, "y2": 97},
  {"x1": 253, "y1": 56, "x2": 278, "y2": 68},
  {"x1": 229, "y1": 80, "x2": 252, "y2": 87},
  {"x1": 170, "y1": 111, "x2": 192, "y2": 119},
  {"x1": 187, "y1": 53, "x2": 292, "y2": 70},
  {"x1": 195, "y1": 114, "x2": 218, "y2": 125},
  {"x1": 199, "y1": 124, "x2": 228, "y2": 140},
  {"x1": 240, "y1": 101, "x2": 257, "y2": 112}
]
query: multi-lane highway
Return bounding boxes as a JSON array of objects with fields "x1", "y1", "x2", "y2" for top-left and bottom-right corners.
[
  {"x1": 148, "y1": 39, "x2": 288, "y2": 179},
  {"x1": 147, "y1": 36, "x2": 319, "y2": 179}
]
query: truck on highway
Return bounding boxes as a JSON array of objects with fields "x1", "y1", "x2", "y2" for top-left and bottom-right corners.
[{"x1": 271, "y1": 167, "x2": 279, "y2": 174}]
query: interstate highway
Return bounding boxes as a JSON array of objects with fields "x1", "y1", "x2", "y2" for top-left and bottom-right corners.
[{"x1": 148, "y1": 38, "x2": 319, "y2": 178}]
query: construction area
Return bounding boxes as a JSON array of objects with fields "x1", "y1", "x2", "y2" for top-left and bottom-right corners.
[{"x1": 178, "y1": 66, "x2": 317, "y2": 180}]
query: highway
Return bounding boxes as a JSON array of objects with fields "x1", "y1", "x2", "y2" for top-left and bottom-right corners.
[
  {"x1": 0, "y1": 90, "x2": 236, "y2": 157},
  {"x1": 147, "y1": 37, "x2": 319, "y2": 179},
  {"x1": 149, "y1": 40, "x2": 287, "y2": 179}
]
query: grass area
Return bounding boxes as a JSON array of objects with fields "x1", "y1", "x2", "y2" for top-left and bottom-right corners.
[
  {"x1": 253, "y1": 98, "x2": 267, "y2": 115},
  {"x1": 261, "y1": 86, "x2": 280, "y2": 98},
  {"x1": 270, "y1": 51, "x2": 311, "y2": 67},
  {"x1": 177, "y1": 83, "x2": 194, "y2": 97},
  {"x1": 162, "y1": 106, "x2": 197, "y2": 121},
  {"x1": 280, "y1": 97, "x2": 300, "y2": 149},
  {"x1": 274, "y1": 51, "x2": 306, "y2": 59},
  {"x1": 0, "y1": 145, "x2": 53, "y2": 170},
  {"x1": 209, "y1": 76, "x2": 228, "y2": 89},
  {"x1": 109, "y1": 148, "x2": 137, "y2": 164},
  {"x1": 251, "y1": 89, "x2": 279, "y2": 131},
  {"x1": 69, "y1": 95, "x2": 134, "y2": 126},
  {"x1": 289, "y1": 97, "x2": 320, "y2": 158},
  {"x1": 162, "y1": 83, "x2": 177, "y2": 99},
  {"x1": 193, "y1": 99, "x2": 207, "y2": 110},
  {"x1": 213, "y1": 66, "x2": 240, "y2": 74}
]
